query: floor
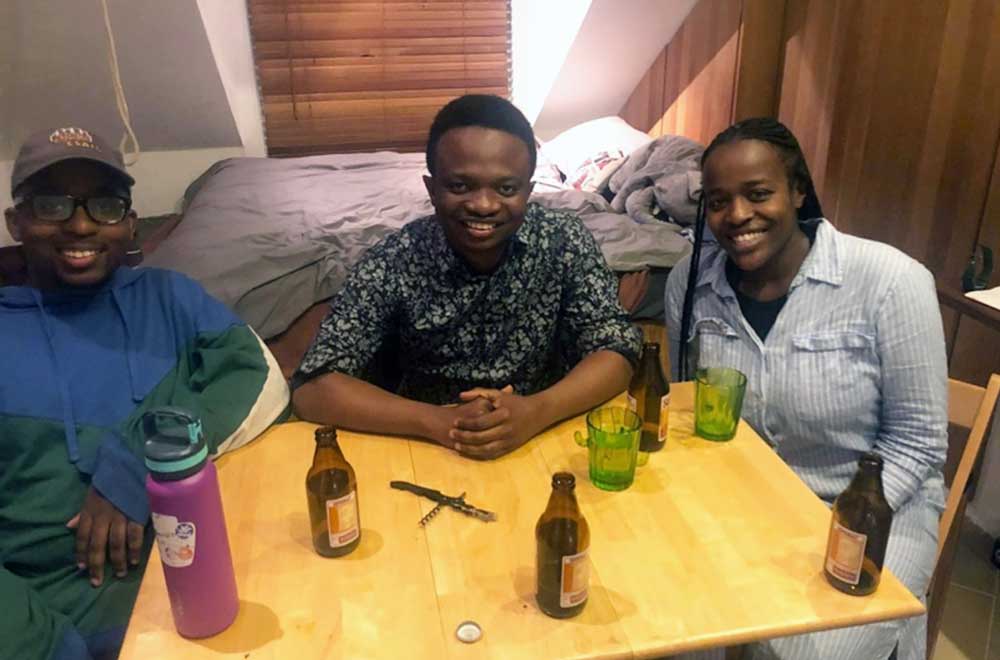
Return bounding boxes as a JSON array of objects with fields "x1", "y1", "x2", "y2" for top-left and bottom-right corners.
[{"x1": 933, "y1": 519, "x2": 1000, "y2": 660}]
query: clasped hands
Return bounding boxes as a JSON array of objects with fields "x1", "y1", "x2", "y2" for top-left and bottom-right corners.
[{"x1": 437, "y1": 385, "x2": 548, "y2": 460}]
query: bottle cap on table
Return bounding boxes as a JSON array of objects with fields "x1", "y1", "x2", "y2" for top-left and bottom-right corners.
[{"x1": 455, "y1": 620, "x2": 482, "y2": 643}]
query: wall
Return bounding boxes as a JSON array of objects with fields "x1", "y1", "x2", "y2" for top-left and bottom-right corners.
[
  {"x1": 511, "y1": 0, "x2": 591, "y2": 127},
  {"x1": 533, "y1": 0, "x2": 697, "y2": 139},
  {"x1": 0, "y1": 0, "x2": 256, "y2": 246},
  {"x1": 5, "y1": 0, "x2": 240, "y2": 152},
  {"x1": 778, "y1": 0, "x2": 1000, "y2": 289},
  {"x1": 196, "y1": 0, "x2": 266, "y2": 157},
  {"x1": 619, "y1": 0, "x2": 744, "y2": 146},
  {"x1": 969, "y1": 409, "x2": 1000, "y2": 535}
]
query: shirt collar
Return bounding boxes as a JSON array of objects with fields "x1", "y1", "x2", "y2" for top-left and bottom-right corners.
[
  {"x1": 793, "y1": 218, "x2": 842, "y2": 287},
  {"x1": 696, "y1": 218, "x2": 842, "y2": 296}
]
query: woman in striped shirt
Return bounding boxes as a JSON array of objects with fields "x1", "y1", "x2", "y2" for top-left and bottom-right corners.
[{"x1": 666, "y1": 118, "x2": 947, "y2": 660}]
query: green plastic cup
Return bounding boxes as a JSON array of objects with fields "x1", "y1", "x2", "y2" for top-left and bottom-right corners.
[
  {"x1": 574, "y1": 406, "x2": 642, "y2": 491},
  {"x1": 694, "y1": 367, "x2": 748, "y2": 441}
]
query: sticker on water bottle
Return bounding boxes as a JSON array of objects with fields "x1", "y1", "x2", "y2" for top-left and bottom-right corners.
[{"x1": 151, "y1": 513, "x2": 197, "y2": 568}]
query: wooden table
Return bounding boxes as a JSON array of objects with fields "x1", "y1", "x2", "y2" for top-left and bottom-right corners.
[{"x1": 121, "y1": 384, "x2": 924, "y2": 659}]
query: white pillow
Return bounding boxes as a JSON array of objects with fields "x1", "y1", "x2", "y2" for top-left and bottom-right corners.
[{"x1": 540, "y1": 116, "x2": 652, "y2": 179}]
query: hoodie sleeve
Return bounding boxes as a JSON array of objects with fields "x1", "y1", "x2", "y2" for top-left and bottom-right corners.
[
  {"x1": 90, "y1": 277, "x2": 290, "y2": 523},
  {"x1": 0, "y1": 567, "x2": 93, "y2": 660}
]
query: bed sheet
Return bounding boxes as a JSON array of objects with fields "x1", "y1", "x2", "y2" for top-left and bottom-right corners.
[{"x1": 145, "y1": 152, "x2": 689, "y2": 339}]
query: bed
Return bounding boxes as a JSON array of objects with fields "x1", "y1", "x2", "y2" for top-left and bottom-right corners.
[{"x1": 137, "y1": 117, "x2": 703, "y2": 374}]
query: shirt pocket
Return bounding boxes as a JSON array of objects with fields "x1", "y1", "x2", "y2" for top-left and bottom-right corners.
[
  {"x1": 788, "y1": 330, "x2": 879, "y2": 418},
  {"x1": 791, "y1": 331, "x2": 874, "y2": 353}
]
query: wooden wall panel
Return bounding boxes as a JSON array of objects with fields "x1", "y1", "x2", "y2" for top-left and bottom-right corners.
[
  {"x1": 950, "y1": 316, "x2": 1000, "y2": 385},
  {"x1": 779, "y1": 0, "x2": 1000, "y2": 287},
  {"x1": 978, "y1": 141, "x2": 1000, "y2": 288},
  {"x1": 948, "y1": 149, "x2": 1000, "y2": 386},
  {"x1": 731, "y1": 0, "x2": 788, "y2": 120},
  {"x1": 619, "y1": 0, "x2": 742, "y2": 146}
]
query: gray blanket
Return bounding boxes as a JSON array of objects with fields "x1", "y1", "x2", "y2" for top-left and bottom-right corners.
[
  {"x1": 146, "y1": 152, "x2": 689, "y2": 339},
  {"x1": 609, "y1": 134, "x2": 703, "y2": 226}
]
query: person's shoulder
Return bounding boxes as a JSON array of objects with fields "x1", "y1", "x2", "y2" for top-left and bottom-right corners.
[
  {"x1": 826, "y1": 223, "x2": 933, "y2": 283},
  {"x1": 123, "y1": 267, "x2": 213, "y2": 300},
  {"x1": 123, "y1": 267, "x2": 243, "y2": 329},
  {"x1": 369, "y1": 214, "x2": 436, "y2": 259},
  {"x1": 523, "y1": 203, "x2": 597, "y2": 253},
  {"x1": 527, "y1": 202, "x2": 585, "y2": 231},
  {"x1": 665, "y1": 253, "x2": 692, "y2": 293}
]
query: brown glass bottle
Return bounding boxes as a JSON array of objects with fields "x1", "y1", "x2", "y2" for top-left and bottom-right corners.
[
  {"x1": 823, "y1": 452, "x2": 893, "y2": 595},
  {"x1": 536, "y1": 472, "x2": 590, "y2": 618},
  {"x1": 628, "y1": 342, "x2": 670, "y2": 452},
  {"x1": 306, "y1": 427, "x2": 361, "y2": 557}
]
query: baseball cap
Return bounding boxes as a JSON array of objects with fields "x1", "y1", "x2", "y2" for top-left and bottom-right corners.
[{"x1": 11, "y1": 127, "x2": 135, "y2": 196}]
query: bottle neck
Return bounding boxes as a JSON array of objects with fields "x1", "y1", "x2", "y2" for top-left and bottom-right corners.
[
  {"x1": 547, "y1": 485, "x2": 580, "y2": 516},
  {"x1": 314, "y1": 438, "x2": 346, "y2": 460}
]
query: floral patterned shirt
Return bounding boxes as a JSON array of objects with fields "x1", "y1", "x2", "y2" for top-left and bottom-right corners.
[{"x1": 293, "y1": 202, "x2": 641, "y2": 404}]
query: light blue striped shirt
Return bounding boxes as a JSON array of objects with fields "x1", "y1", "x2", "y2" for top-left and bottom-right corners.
[
  {"x1": 665, "y1": 219, "x2": 947, "y2": 659},
  {"x1": 666, "y1": 219, "x2": 947, "y2": 509}
]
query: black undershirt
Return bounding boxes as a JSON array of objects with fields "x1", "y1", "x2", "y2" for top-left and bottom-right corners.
[{"x1": 725, "y1": 220, "x2": 819, "y2": 342}]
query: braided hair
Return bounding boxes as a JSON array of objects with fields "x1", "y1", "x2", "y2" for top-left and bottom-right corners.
[{"x1": 677, "y1": 117, "x2": 824, "y2": 380}]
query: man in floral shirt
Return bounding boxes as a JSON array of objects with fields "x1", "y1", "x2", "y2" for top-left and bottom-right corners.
[{"x1": 292, "y1": 95, "x2": 641, "y2": 459}]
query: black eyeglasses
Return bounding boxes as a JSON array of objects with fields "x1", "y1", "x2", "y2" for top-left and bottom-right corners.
[{"x1": 17, "y1": 194, "x2": 132, "y2": 225}]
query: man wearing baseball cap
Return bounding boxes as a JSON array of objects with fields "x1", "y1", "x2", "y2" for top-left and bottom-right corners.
[{"x1": 1, "y1": 128, "x2": 289, "y2": 660}]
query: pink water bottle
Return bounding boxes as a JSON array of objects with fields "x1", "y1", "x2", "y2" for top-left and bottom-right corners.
[{"x1": 144, "y1": 408, "x2": 239, "y2": 638}]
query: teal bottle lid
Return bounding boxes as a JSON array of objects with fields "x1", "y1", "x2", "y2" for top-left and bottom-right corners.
[{"x1": 143, "y1": 407, "x2": 208, "y2": 481}]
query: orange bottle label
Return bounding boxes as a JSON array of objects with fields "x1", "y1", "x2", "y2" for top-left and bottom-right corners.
[
  {"x1": 326, "y1": 490, "x2": 360, "y2": 548},
  {"x1": 560, "y1": 550, "x2": 589, "y2": 608},
  {"x1": 658, "y1": 393, "x2": 670, "y2": 443},
  {"x1": 826, "y1": 521, "x2": 866, "y2": 585}
]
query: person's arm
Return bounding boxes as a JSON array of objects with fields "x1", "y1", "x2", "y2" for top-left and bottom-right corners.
[
  {"x1": 293, "y1": 371, "x2": 491, "y2": 446},
  {"x1": 0, "y1": 567, "x2": 93, "y2": 660},
  {"x1": 75, "y1": 277, "x2": 289, "y2": 584},
  {"x1": 872, "y1": 262, "x2": 948, "y2": 511}
]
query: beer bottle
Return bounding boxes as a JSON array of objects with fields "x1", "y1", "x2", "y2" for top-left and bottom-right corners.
[
  {"x1": 306, "y1": 427, "x2": 361, "y2": 557},
  {"x1": 627, "y1": 342, "x2": 670, "y2": 452},
  {"x1": 536, "y1": 472, "x2": 590, "y2": 618},
  {"x1": 823, "y1": 452, "x2": 893, "y2": 595}
]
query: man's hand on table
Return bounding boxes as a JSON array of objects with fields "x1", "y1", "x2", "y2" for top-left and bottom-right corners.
[
  {"x1": 448, "y1": 386, "x2": 549, "y2": 459},
  {"x1": 67, "y1": 486, "x2": 144, "y2": 587}
]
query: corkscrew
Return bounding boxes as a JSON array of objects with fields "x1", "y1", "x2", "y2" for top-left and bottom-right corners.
[{"x1": 390, "y1": 481, "x2": 497, "y2": 526}]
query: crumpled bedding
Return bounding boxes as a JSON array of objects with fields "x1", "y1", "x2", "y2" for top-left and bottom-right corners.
[
  {"x1": 145, "y1": 151, "x2": 690, "y2": 339},
  {"x1": 609, "y1": 134, "x2": 704, "y2": 226}
]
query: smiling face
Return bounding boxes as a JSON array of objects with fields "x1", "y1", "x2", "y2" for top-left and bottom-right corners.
[
  {"x1": 424, "y1": 126, "x2": 534, "y2": 273},
  {"x1": 4, "y1": 160, "x2": 135, "y2": 290},
  {"x1": 702, "y1": 139, "x2": 808, "y2": 285}
]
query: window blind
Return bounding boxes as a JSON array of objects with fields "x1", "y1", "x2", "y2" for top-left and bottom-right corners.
[{"x1": 247, "y1": 0, "x2": 512, "y2": 156}]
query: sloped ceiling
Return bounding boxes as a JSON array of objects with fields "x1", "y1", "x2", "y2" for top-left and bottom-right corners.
[
  {"x1": 0, "y1": 0, "x2": 698, "y2": 160},
  {"x1": 1, "y1": 0, "x2": 240, "y2": 160},
  {"x1": 533, "y1": 0, "x2": 698, "y2": 139}
]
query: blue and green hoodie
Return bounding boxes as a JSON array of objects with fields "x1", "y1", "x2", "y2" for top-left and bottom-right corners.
[{"x1": 0, "y1": 266, "x2": 289, "y2": 660}]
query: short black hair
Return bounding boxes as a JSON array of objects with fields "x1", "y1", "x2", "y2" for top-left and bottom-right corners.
[{"x1": 425, "y1": 94, "x2": 537, "y2": 176}]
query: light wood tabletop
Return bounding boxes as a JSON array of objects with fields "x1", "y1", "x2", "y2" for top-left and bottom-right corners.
[{"x1": 120, "y1": 383, "x2": 924, "y2": 659}]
